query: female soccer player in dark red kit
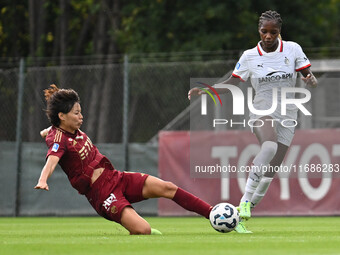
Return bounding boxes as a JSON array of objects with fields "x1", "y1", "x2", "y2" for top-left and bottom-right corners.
[{"x1": 35, "y1": 84, "x2": 212, "y2": 235}]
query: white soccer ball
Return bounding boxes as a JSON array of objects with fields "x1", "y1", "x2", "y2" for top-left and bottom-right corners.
[{"x1": 209, "y1": 203, "x2": 240, "y2": 233}]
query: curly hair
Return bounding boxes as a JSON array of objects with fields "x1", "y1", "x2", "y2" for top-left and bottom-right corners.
[
  {"x1": 258, "y1": 10, "x2": 282, "y2": 29},
  {"x1": 44, "y1": 84, "x2": 80, "y2": 127}
]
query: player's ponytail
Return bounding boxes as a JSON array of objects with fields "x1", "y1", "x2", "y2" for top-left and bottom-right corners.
[{"x1": 44, "y1": 84, "x2": 59, "y2": 102}]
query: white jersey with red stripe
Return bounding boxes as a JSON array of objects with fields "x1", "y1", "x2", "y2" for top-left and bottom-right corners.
[
  {"x1": 232, "y1": 39, "x2": 310, "y2": 95},
  {"x1": 232, "y1": 39, "x2": 310, "y2": 113}
]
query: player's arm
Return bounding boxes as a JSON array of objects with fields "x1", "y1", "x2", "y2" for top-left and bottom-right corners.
[
  {"x1": 40, "y1": 126, "x2": 52, "y2": 139},
  {"x1": 300, "y1": 68, "x2": 317, "y2": 88},
  {"x1": 188, "y1": 76, "x2": 241, "y2": 100},
  {"x1": 220, "y1": 75, "x2": 242, "y2": 86},
  {"x1": 34, "y1": 155, "x2": 59, "y2": 191}
]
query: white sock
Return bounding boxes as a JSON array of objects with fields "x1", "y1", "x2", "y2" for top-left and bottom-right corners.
[
  {"x1": 240, "y1": 141, "x2": 277, "y2": 204},
  {"x1": 250, "y1": 176, "x2": 273, "y2": 208},
  {"x1": 241, "y1": 170, "x2": 261, "y2": 202}
]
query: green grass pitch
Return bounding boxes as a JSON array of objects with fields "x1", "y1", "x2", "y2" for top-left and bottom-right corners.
[{"x1": 1, "y1": 216, "x2": 340, "y2": 255}]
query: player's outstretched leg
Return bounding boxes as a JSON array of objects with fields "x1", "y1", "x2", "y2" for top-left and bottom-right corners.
[
  {"x1": 172, "y1": 187, "x2": 212, "y2": 219},
  {"x1": 142, "y1": 176, "x2": 212, "y2": 218}
]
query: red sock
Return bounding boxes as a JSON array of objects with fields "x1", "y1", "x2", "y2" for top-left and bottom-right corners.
[{"x1": 172, "y1": 188, "x2": 212, "y2": 219}]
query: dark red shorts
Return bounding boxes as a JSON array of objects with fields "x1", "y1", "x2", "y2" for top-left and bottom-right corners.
[{"x1": 85, "y1": 168, "x2": 149, "y2": 223}]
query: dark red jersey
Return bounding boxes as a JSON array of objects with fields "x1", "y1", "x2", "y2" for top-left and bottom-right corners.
[{"x1": 45, "y1": 126, "x2": 114, "y2": 194}]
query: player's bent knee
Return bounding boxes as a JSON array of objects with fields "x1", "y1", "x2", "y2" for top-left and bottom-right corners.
[
  {"x1": 164, "y1": 181, "x2": 178, "y2": 197},
  {"x1": 129, "y1": 224, "x2": 151, "y2": 235},
  {"x1": 165, "y1": 181, "x2": 177, "y2": 191},
  {"x1": 262, "y1": 141, "x2": 278, "y2": 158},
  {"x1": 130, "y1": 219, "x2": 151, "y2": 235},
  {"x1": 121, "y1": 207, "x2": 151, "y2": 235}
]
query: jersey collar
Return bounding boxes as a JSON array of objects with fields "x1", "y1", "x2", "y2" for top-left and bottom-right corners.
[
  {"x1": 55, "y1": 126, "x2": 80, "y2": 136},
  {"x1": 257, "y1": 39, "x2": 283, "y2": 56}
]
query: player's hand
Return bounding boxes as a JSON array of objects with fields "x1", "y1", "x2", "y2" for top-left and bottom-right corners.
[
  {"x1": 302, "y1": 74, "x2": 317, "y2": 88},
  {"x1": 188, "y1": 87, "x2": 203, "y2": 100},
  {"x1": 34, "y1": 181, "x2": 49, "y2": 191},
  {"x1": 40, "y1": 127, "x2": 51, "y2": 139}
]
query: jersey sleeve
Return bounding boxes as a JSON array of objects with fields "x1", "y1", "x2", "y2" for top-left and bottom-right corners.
[
  {"x1": 232, "y1": 52, "x2": 250, "y2": 82},
  {"x1": 46, "y1": 131, "x2": 66, "y2": 159},
  {"x1": 294, "y1": 43, "x2": 311, "y2": 72}
]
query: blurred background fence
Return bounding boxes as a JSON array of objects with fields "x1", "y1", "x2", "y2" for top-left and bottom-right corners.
[
  {"x1": 2, "y1": 51, "x2": 340, "y2": 144},
  {"x1": 1, "y1": 51, "x2": 340, "y2": 216},
  {"x1": 1, "y1": 53, "x2": 241, "y2": 144}
]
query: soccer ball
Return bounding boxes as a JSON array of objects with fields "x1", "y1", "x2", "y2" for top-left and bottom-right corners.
[{"x1": 209, "y1": 203, "x2": 240, "y2": 233}]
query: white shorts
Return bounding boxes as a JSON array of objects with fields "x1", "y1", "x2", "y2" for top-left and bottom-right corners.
[{"x1": 249, "y1": 97, "x2": 297, "y2": 146}]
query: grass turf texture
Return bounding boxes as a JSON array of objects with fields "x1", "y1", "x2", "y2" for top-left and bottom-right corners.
[{"x1": 1, "y1": 217, "x2": 340, "y2": 255}]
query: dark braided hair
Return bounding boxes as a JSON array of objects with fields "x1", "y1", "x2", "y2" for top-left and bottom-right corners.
[{"x1": 258, "y1": 10, "x2": 282, "y2": 29}]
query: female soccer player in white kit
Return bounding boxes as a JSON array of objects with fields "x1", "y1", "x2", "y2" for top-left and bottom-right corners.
[{"x1": 188, "y1": 10, "x2": 318, "y2": 233}]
